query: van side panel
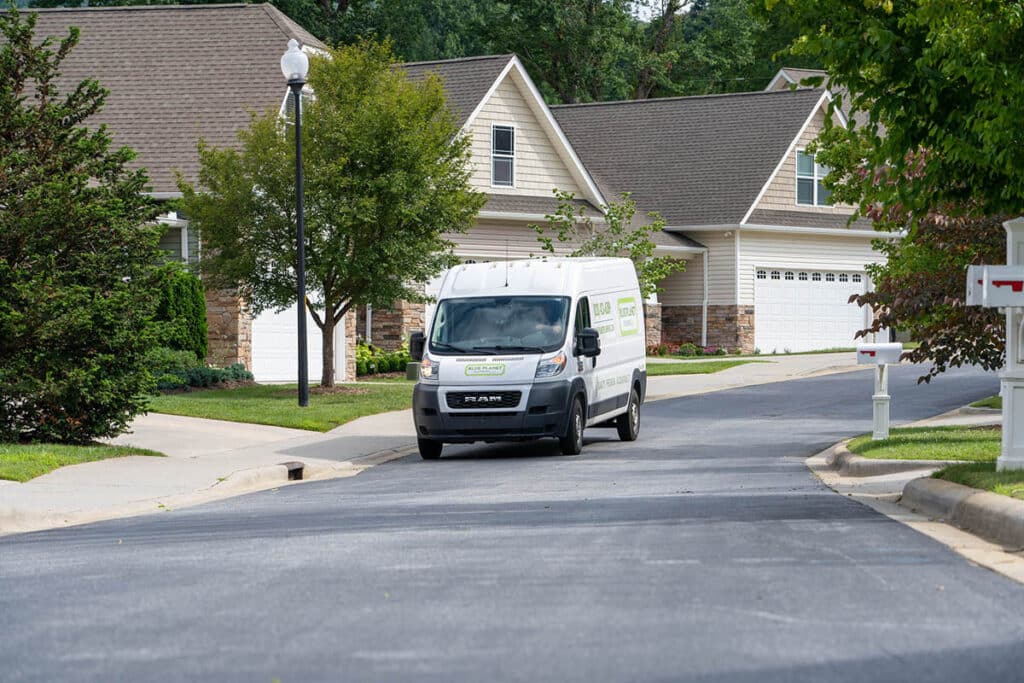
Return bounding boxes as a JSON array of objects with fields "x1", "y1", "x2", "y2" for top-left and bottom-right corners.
[{"x1": 583, "y1": 281, "x2": 646, "y2": 424}]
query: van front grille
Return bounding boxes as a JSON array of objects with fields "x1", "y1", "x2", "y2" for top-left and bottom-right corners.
[{"x1": 446, "y1": 391, "x2": 521, "y2": 409}]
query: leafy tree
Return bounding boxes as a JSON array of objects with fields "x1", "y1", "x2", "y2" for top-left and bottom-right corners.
[
  {"x1": 762, "y1": 0, "x2": 1024, "y2": 379},
  {"x1": 851, "y1": 212, "x2": 1006, "y2": 383},
  {"x1": 0, "y1": 8, "x2": 163, "y2": 443},
  {"x1": 532, "y1": 190, "x2": 685, "y2": 299},
  {"x1": 767, "y1": 0, "x2": 1024, "y2": 220},
  {"x1": 181, "y1": 41, "x2": 484, "y2": 387},
  {"x1": 485, "y1": 0, "x2": 634, "y2": 103}
]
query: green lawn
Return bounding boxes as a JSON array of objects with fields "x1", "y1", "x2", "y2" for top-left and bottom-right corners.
[
  {"x1": 934, "y1": 463, "x2": 1024, "y2": 501},
  {"x1": 0, "y1": 443, "x2": 164, "y2": 482},
  {"x1": 970, "y1": 395, "x2": 1002, "y2": 409},
  {"x1": 147, "y1": 383, "x2": 414, "y2": 431},
  {"x1": 646, "y1": 360, "x2": 762, "y2": 376},
  {"x1": 847, "y1": 426, "x2": 1000, "y2": 462}
]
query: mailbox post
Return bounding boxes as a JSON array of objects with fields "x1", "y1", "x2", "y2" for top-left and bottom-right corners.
[
  {"x1": 857, "y1": 342, "x2": 903, "y2": 440},
  {"x1": 968, "y1": 218, "x2": 1024, "y2": 470}
]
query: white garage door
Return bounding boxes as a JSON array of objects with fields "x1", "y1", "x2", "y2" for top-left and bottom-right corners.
[
  {"x1": 754, "y1": 268, "x2": 869, "y2": 353},
  {"x1": 252, "y1": 303, "x2": 344, "y2": 383}
]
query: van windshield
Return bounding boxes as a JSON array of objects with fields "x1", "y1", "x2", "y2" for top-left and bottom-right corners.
[{"x1": 429, "y1": 296, "x2": 571, "y2": 355}]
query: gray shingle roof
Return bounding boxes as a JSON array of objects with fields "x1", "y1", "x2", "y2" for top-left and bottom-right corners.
[
  {"x1": 552, "y1": 88, "x2": 826, "y2": 226},
  {"x1": 18, "y1": 4, "x2": 326, "y2": 194},
  {"x1": 399, "y1": 54, "x2": 513, "y2": 129},
  {"x1": 746, "y1": 209, "x2": 873, "y2": 231}
]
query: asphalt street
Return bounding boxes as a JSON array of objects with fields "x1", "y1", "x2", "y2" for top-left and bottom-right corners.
[{"x1": 3, "y1": 364, "x2": 1022, "y2": 682}]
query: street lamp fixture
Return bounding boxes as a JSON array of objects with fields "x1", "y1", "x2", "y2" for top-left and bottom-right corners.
[{"x1": 281, "y1": 39, "x2": 310, "y2": 407}]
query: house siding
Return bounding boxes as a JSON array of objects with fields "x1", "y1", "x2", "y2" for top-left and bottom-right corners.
[
  {"x1": 467, "y1": 73, "x2": 582, "y2": 197},
  {"x1": 658, "y1": 231, "x2": 736, "y2": 306},
  {"x1": 448, "y1": 220, "x2": 580, "y2": 261},
  {"x1": 736, "y1": 231, "x2": 882, "y2": 305},
  {"x1": 754, "y1": 107, "x2": 852, "y2": 217}
]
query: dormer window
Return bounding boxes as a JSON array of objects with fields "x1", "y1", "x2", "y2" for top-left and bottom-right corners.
[
  {"x1": 492, "y1": 125, "x2": 515, "y2": 187},
  {"x1": 796, "y1": 150, "x2": 831, "y2": 206}
]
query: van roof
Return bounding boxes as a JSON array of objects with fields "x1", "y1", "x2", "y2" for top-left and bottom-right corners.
[{"x1": 439, "y1": 257, "x2": 638, "y2": 299}]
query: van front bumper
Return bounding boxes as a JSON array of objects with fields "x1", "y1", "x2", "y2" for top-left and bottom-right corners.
[{"x1": 413, "y1": 382, "x2": 573, "y2": 443}]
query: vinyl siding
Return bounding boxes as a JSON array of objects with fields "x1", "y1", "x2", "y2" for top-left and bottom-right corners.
[
  {"x1": 467, "y1": 72, "x2": 582, "y2": 197},
  {"x1": 447, "y1": 220, "x2": 580, "y2": 261},
  {"x1": 658, "y1": 231, "x2": 735, "y2": 306},
  {"x1": 754, "y1": 107, "x2": 853, "y2": 217},
  {"x1": 158, "y1": 222, "x2": 199, "y2": 264},
  {"x1": 737, "y1": 231, "x2": 882, "y2": 305}
]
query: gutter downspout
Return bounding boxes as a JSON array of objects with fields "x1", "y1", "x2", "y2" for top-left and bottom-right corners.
[{"x1": 702, "y1": 250, "x2": 709, "y2": 348}]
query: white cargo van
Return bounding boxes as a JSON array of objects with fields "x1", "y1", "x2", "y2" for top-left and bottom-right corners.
[{"x1": 409, "y1": 257, "x2": 647, "y2": 460}]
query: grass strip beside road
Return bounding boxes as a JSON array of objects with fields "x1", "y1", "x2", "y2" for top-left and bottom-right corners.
[
  {"x1": 970, "y1": 395, "x2": 1002, "y2": 409},
  {"x1": 848, "y1": 426, "x2": 1000, "y2": 462},
  {"x1": 0, "y1": 443, "x2": 164, "y2": 482},
  {"x1": 147, "y1": 383, "x2": 414, "y2": 432},
  {"x1": 647, "y1": 360, "x2": 762, "y2": 376},
  {"x1": 934, "y1": 463, "x2": 1024, "y2": 502}
]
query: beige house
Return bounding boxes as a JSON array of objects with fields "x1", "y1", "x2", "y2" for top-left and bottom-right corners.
[{"x1": 30, "y1": 3, "x2": 885, "y2": 381}]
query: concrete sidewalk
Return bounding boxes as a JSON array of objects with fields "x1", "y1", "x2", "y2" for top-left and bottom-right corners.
[
  {"x1": 0, "y1": 409, "x2": 417, "y2": 535},
  {"x1": 0, "y1": 351, "x2": 867, "y2": 535}
]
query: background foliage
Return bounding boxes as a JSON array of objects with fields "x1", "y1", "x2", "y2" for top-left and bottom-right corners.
[{"x1": 153, "y1": 264, "x2": 208, "y2": 361}]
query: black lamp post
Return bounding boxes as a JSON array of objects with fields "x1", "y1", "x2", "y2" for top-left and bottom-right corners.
[{"x1": 281, "y1": 39, "x2": 310, "y2": 407}]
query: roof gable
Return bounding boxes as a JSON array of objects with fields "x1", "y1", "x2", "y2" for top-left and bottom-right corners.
[
  {"x1": 399, "y1": 54, "x2": 515, "y2": 129},
  {"x1": 18, "y1": 3, "x2": 326, "y2": 194},
  {"x1": 552, "y1": 88, "x2": 827, "y2": 226}
]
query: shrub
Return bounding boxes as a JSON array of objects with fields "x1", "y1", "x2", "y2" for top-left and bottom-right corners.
[
  {"x1": 144, "y1": 346, "x2": 252, "y2": 391},
  {"x1": 678, "y1": 343, "x2": 699, "y2": 357},
  {"x1": 153, "y1": 264, "x2": 208, "y2": 360},
  {"x1": 714, "y1": 347, "x2": 727, "y2": 356},
  {"x1": 732, "y1": 348, "x2": 743, "y2": 355},
  {"x1": 702, "y1": 346, "x2": 719, "y2": 355}
]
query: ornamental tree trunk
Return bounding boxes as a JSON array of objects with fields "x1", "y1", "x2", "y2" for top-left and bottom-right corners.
[{"x1": 321, "y1": 314, "x2": 336, "y2": 388}]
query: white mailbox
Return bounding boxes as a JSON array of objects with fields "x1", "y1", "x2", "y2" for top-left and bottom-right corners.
[
  {"x1": 966, "y1": 265, "x2": 1024, "y2": 307},
  {"x1": 856, "y1": 342, "x2": 903, "y2": 365}
]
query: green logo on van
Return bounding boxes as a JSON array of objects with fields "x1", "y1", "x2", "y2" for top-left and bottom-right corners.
[
  {"x1": 618, "y1": 297, "x2": 639, "y2": 336},
  {"x1": 464, "y1": 363, "x2": 506, "y2": 377}
]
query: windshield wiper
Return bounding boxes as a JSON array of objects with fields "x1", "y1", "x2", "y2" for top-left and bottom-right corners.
[
  {"x1": 431, "y1": 341, "x2": 473, "y2": 353},
  {"x1": 474, "y1": 345, "x2": 548, "y2": 354}
]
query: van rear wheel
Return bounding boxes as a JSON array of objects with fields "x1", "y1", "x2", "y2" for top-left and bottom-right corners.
[
  {"x1": 418, "y1": 438, "x2": 442, "y2": 460},
  {"x1": 616, "y1": 388, "x2": 640, "y2": 441},
  {"x1": 560, "y1": 397, "x2": 584, "y2": 455}
]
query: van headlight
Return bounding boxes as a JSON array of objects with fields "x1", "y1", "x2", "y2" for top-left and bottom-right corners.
[
  {"x1": 535, "y1": 351, "x2": 567, "y2": 378},
  {"x1": 420, "y1": 355, "x2": 440, "y2": 381}
]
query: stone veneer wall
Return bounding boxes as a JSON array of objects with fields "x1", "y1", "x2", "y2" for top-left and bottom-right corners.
[
  {"x1": 662, "y1": 304, "x2": 755, "y2": 353},
  {"x1": 358, "y1": 302, "x2": 426, "y2": 351},
  {"x1": 643, "y1": 303, "x2": 662, "y2": 347},
  {"x1": 343, "y1": 310, "x2": 357, "y2": 382},
  {"x1": 205, "y1": 289, "x2": 252, "y2": 369}
]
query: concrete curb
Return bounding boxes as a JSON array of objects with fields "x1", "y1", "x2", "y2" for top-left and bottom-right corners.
[
  {"x1": 825, "y1": 441, "x2": 955, "y2": 477},
  {"x1": 901, "y1": 477, "x2": 1024, "y2": 550},
  {"x1": 958, "y1": 406, "x2": 1002, "y2": 415},
  {"x1": 0, "y1": 444, "x2": 418, "y2": 537}
]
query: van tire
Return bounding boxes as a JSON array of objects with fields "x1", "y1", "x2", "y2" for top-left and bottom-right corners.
[
  {"x1": 418, "y1": 438, "x2": 443, "y2": 460},
  {"x1": 560, "y1": 396, "x2": 585, "y2": 455},
  {"x1": 616, "y1": 388, "x2": 640, "y2": 441}
]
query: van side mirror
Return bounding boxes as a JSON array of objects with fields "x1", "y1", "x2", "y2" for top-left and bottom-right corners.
[
  {"x1": 575, "y1": 328, "x2": 601, "y2": 358},
  {"x1": 409, "y1": 331, "x2": 426, "y2": 361}
]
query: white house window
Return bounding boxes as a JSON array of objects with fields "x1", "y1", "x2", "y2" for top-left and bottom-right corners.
[
  {"x1": 770, "y1": 270, "x2": 781, "y2": 280},
  {"x1": 798, "y1": 272, "x2": 808, "y2": 281},
  {"x1": 852, "y1": 274, "x2": 862, "y2": 283},
  {"x1": 784, "y1": 271, "x2": 794, "y2": 281},
  {"x1": 796, "y1": 150, "x2": 832, "y2": 206},
  {"x1": 492, "y1": 125, "x2": 514, "y2": 187},
  {"x1": 812, "y1": 272, "x2": 822, "y2": 282},
  {"x1": 756, "y1": 269, "x2": 767, "y2": 280},
  {"x1": 838, "y1": 273, "x2": 849, "y2": 283},
  {"x1": 825, "y1": 272, "x2": 836, "y2": 282}
]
